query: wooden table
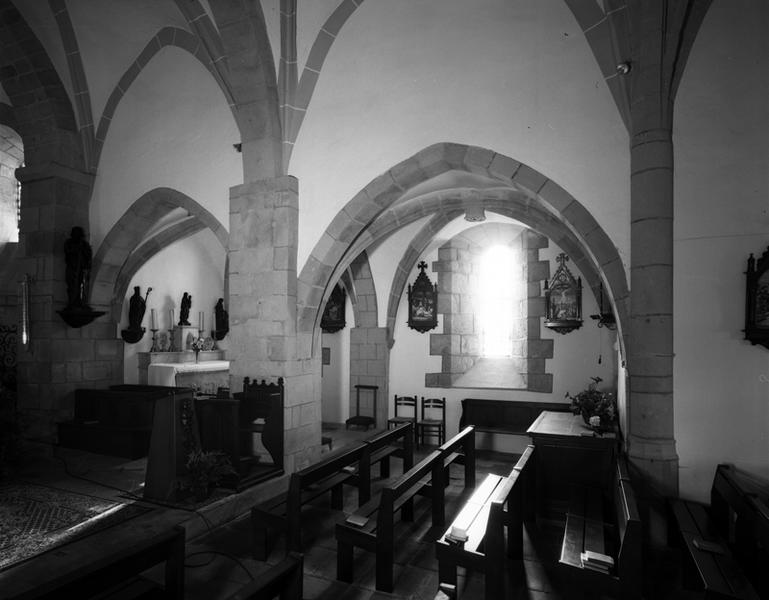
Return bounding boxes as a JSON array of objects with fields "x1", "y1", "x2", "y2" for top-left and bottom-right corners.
[{"x1": 526, "y1": 411, "x2": 618, "y2": 517}]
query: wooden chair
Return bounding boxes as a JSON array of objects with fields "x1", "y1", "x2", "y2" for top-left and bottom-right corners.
[
  {"x1": 417, "y1": 396, "x2": 446, "y2": 448},
  {"x1": 387, "y1": 395, "x2": 417, "y2": 437}
]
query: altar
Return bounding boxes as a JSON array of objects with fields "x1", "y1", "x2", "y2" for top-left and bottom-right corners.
[{"x1": 146, "y1": 359, "x2": 230, "y2": 395}]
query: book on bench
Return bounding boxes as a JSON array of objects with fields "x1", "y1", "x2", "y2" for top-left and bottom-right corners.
[
  {"x1": 581, "y1": 550, "x2": 614, "y2": 573},
  {"x1": 345, "y1": 513, "x2": 368, "y2": 527},
  {"x1": 692, "y1": 537, "x2": 725, "y2": 554}
]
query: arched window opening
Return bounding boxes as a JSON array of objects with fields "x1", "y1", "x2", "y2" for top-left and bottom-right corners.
[
  {"x1": 479, "y1": 245, "x2": 517, "y2": 358},
  {"x1": 0, "y1": 125, "x2": 23, "y2": 244}
]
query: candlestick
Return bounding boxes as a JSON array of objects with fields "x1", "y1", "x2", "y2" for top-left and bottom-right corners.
[
  {"x1": 149, "y1": 328, "x2": 159, "y2": 352},
  {"x1": 167, "y1": 328, "x2": 176, "y2": 352}
]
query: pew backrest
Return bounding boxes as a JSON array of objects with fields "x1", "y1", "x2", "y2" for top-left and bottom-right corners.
[
  {"x1": 613, "y1": 455, "x2": 641, "y2": 583},
  {"x1": 287, "y1": 441, "x2": 366, "y2": 507},
  {"x1": 377, "y1": 449, "x2": 443, "y2": 535},
  {"x1": 439, "y1": 425, "x2": 476, "y2": 488}
]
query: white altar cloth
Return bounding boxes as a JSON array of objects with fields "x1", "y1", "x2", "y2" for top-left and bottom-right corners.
[{"x1": 148, "y1": 360, "x2": 230, "y2": 387}]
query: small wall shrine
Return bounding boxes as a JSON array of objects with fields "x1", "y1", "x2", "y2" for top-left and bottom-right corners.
[{"x1": 544, "y1": 253, "x2": 582, "y2": 334}]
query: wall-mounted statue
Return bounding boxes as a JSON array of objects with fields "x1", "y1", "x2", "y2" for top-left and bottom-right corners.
[
  {"x1": 214, "y1": 298, "x2": 229, "y2": 340},
  {"x1": 128, "y1": 286, "x2": 151, "y2": 331},
  {"x1": 58, "y1": 226, "x2": 105, "y2": 328},
  {"x1": 179, "y1": 292, "x2": 192, "y2": 326},
  {"x1": 121, "y1": 285, "x2": 152, "y2": 344},
  {"x1": 64, "y1": 226, "x2": 92, "y2": 309}
]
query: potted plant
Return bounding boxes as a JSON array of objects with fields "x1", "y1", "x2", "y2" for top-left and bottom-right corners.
[
  {"x1": 565, "y1": 376, "x2": 616, "y2": 432},
  {"x1": 181, "y1": 449, "x2": 237, "y2": 501}
]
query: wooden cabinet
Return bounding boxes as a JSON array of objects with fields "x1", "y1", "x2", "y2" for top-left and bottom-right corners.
[{"x1": 526, "y1": 411, "x2": 618, "y2": 517}]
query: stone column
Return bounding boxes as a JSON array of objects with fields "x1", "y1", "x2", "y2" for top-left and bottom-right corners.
[
  {"x1": 625, "y1": 6, "x2": 678, "y2": 496},
  {"x1": 228, "y1": 176, "x2": 319, "y2": 473},
  {"x1": 627, "y1": 124, "x2": 678, "y2": 497},
  {"x1": 15, "y1": 163, "x2": 121, "y2": 439}
]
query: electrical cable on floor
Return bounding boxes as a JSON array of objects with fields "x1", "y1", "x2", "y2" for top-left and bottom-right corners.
[
  {"x1": 184, "y1": 550, "x2": 255, "y2": 580},
  {"x1": 20, "y1": 437, "x2": 222, "y2": 535}
]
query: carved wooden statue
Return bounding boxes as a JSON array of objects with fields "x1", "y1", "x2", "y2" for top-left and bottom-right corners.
[
  {"x1": 128, "y1": 286, "x2": 151, "y2": 331},
  {"x1": 179, "y1": 292, "x2": 192, "y2": 326},
  {"x1": 64, "y1": 226, "x2": 92, "y2": 308}
]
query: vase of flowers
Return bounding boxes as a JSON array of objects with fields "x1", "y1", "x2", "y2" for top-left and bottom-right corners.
[
  {"x1": 191, "y1": 336, "x2": 204, "y2": 362},
  {"x1": 565, "y1": 376, "x2": 616, "y2": 432}
]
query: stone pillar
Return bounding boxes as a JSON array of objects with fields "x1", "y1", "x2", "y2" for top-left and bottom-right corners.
[
  {"x1": 15, "y1": 163, "x2": 121, "y2": 439},
  {"x1": 625, "y1": 6, "x2": 679, "y2": 496},
  {"x1": 228, "y1": 176, "x2": 319, "y2": 473},
  {"x1": 627, "y1": 124, "x2": 678, "y2": 497}
]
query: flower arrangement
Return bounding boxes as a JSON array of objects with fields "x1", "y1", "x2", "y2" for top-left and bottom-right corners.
[
  {"x1": 565, "y1": 376, "x2": 616, "y2": 431},
  {"x1": 181, "y1": 449, "x2": 237, "y2": 500},
  {"x1": 191, "y1": 337, "x2": 205, "y2": 353}
]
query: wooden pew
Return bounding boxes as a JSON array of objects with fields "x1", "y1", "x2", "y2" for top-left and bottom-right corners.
[
  {"x1": 557, "y1": 453, "x2": 642, "y2": 600},
  {"x1": 669, "y1": 463, "x2": 769, "y2": 599},
  {"x1": 357, "y1": 422, "x2": 414, "y2": 504},
  {"x1": 3, "y1": 524, "x2": 186, "y2": 599},
  {"x1": 251, "y1": 441, "x2": 366, "y2": 560},
  {"x1": 459, "y1": 398, "x2": 569, "y2": 438},
  {"x1": 251, "y1": 423, "x2": 415, "y2": 560},
  {"x1": 336, "y1": 450, "x2": 447, "y2": 592},
  {"x1": 224, "y1": 552, "x2": 303, "y2": 600},
  {"x1": 335, "y1": 427, "x2": 477, "y2": 593},
  {"x1": 438, "y1": 425, "x2": 476, "y2": 494},
  {"x1": 435, "y1": 445, "x2": 535, "y2": 600}
]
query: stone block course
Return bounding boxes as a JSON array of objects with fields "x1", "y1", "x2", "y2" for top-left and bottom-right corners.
[{"x1": 488, "y1": 153, "x2": 521, "y2": 180}]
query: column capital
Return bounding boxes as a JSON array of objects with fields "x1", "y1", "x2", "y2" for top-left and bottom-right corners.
[
  {"x1": 15, "y1": 162, "x2": 94, "y2": 188},
  {"x1": 230, "y1": 175, "x2": 298, "y2": 199}
]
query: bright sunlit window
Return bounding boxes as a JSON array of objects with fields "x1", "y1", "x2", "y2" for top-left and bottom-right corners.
[{"x1": 478, "y1": 245, "x2": 517, "y2": 357}]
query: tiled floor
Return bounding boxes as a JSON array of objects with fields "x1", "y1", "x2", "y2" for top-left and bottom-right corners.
[{"x1": 3, "y1": 428, "x2": 695, "y2": 599}]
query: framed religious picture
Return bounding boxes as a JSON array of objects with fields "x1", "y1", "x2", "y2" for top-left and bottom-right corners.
[
  {"x1": 321, "y1": 283, "x2": 346, "y2": 333},
  {"x1": 407, "y1": 261, "x2": 438, "y2": 333},
  {"x1": 544, "y1": 253, "x2": 583, "y2": 334},
  {"x1": 744, "y1": 247, "x2": 769, "y2": 349}
]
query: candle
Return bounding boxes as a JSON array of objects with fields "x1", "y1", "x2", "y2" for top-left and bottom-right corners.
[
  {"x1": 212, "y1": 311, "x2": 216, "y2": 334},
  {"x1": 150, "y1": 308, "x2": 156, "y2": 329},
  {"x1": 199, "y1": 311, "x2": 204, "y2": 332},
  {"x1": 169, "y1": 309, "x2": 174, "y2": 328}
]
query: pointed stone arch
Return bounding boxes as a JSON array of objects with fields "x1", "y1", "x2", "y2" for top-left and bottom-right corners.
[
  {"x1": 90, "y1": 188, "x2": 228, "y2": 318},
  {"x1": 297, "y1": 143, "x2": 629, "y2": 361}
]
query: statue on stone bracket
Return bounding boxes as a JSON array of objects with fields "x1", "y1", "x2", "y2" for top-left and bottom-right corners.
[
  {"x1": 64, "y1": 226, "x2": 92, "y2": 309},
  {"x1": 214, "y1": 298, "x2": 229, "y2": 340},
  {"x1": 179, "y1": 292, "x2": 192, "y2": 326},
  {"x1": 121, "y1": 286, "x2": 151, "y2": 344},
  {"x1": 57, "y1": 226, "x2": 105, "y2": 328}
]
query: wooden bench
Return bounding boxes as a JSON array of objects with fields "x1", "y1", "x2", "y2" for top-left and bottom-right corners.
[
  {"x1": 357, "y1": 422, "x2": 414, "y2": 504},
  {"x1": 669, "y1": 463, "x2": 769, "y2": 600},
  {"x1": 224, "y1": 552, "x2": 303, "y2": 600},
  {"x1": 438, "y1": 425, "x2": 477, "y2": 494},
  {"x1": 558, "y1": 454, "x2": 642, "y2": 599},
  {"x1": 335, "y1": 426, "x2": 476, "y2": 592},
  {"x1": 435, "y1": 444, "x2": 536, "y2": 600},
  {"x1": 459, "y1": 398, "x2": 570, "y2": 437},
  {"x1": 3, "y1": 524, "x2": 185, "y2": 599},
  {"x1": 251, "y1": 441, "x2": 366, "y2": 560},
  {"x1": 251, "y1": 423, "x2": 414, "y2": 560}
]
